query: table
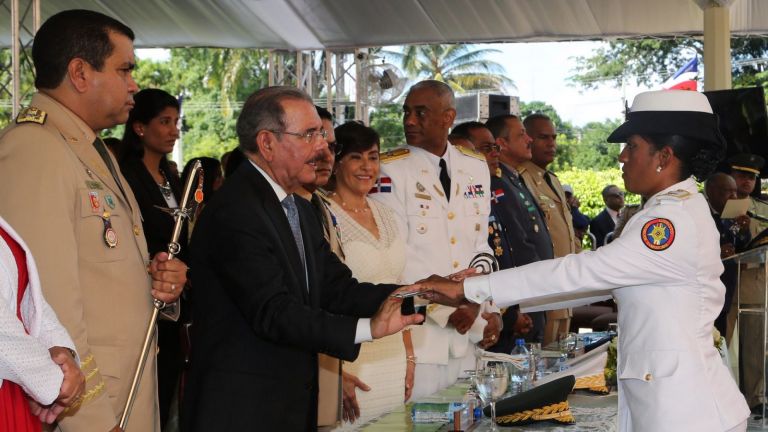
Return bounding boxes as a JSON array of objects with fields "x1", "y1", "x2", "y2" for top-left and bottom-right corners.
[{"x1": 358, "y1": 382, "x2": 618, "y2": 432}]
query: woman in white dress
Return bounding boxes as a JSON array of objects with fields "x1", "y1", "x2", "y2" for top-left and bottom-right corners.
[{"x1": 327, "y1": 122, "x2": 414, "y2": 428}]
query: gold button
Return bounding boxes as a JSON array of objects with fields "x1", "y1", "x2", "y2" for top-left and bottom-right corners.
[
  {"x1": 133, "y1": 225, "x2": 141, "y2": 236},
  {"x1": 450, "y1": 237, "x2": 456, "y2": 244},
  {"x1": 475, "y1": 210, "x2": 480, "y2": 215},
  {"x1": 453, "y1": 261, "x2": 459, "y2": 268},
  {"x1": 447, "y1": 212, "x2": 455, "y2": 220},
  {"x1": 644, "y1": 373, "x2": 652, "y2": 382},
  {"x1": 421, "y1": 211, "x2": 426, "y2": 216}
]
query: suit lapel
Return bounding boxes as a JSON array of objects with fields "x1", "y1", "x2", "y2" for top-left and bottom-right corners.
[{"x1": 249, "y1": 167, "x2": 309, "y2": 303}]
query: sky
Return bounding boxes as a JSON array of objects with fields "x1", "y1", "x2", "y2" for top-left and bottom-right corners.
[
  {"x1": 137, "y1": 41, "x2": 655, "y2": 127},
  {"x1": 488, "y1": 41, "x2": 651, "y2": 126}
]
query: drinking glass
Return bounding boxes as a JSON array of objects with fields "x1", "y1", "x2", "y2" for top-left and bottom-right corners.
[{"x1": 474, "y1": 363, "x2": 508, "y2": 431}]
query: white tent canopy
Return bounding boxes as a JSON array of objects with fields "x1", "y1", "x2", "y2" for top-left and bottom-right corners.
[{"x1": 1, "y1": 0, "x2": 767, "y2": 50}]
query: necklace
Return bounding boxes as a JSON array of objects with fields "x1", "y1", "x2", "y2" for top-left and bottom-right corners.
[
  {"x1": 340, "y1": 199, "x2": 370, "y2": 214},
  {"x1": 158, "y1": 169, "x2": 173, "y2": 200}
]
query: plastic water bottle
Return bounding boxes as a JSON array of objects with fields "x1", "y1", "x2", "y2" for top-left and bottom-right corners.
[{"x1": 509, "y1": 338, "x2": 531, "y2": 395}]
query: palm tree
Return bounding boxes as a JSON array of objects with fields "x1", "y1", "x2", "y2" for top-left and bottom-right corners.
[{"x1": 384, "y1": 44, "x2": 514, "y2": 92}]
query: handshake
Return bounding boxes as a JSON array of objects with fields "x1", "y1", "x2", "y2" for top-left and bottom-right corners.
[
  {"x1": 28, "y1": 346, "x2": 86, "y2": 424},
  {"x1": 390, "y1": 267, "x2": 478, "y2": 306}
]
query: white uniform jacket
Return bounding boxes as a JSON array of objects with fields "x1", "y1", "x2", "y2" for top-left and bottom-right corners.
[
  {"x1": 0, "y1": 215, "x2": 77, "y2": 405},
  {"x1": 371, "y1": 144, "x2": 494, "y2": 365},
  {"x1": 465, "y1": 178, "x2": 749, "y2": 431}
]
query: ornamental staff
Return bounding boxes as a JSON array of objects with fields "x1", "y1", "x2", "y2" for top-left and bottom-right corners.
[{"x1": 422, "y1": 90, "x2": 750, "y2": 432}]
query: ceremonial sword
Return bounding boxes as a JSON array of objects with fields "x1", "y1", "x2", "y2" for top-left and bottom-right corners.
[{"x1": 120, "y1": 160, "x2": 203, "y2": 430}]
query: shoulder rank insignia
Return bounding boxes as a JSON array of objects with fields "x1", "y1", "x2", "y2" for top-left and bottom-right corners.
[
  {"x1": 641, "y1": 218, "x2": 675, "y2": 251},
  {"x1": 16, "y1": 107, "x2": 47, "y2": 125},
  {"x1": 380, "y1": 147, "x2": 410, "y2": 164},
  {"x1": 456, "y1": 145, "x2": 486, "y2": 161},
  {"x1": 662, "y1": 189, "x2": 691, "y2": 200}
]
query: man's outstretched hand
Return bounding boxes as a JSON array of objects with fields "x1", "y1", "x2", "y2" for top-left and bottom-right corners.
[
  {"x1": 418, "y1": 278, "x2": 467, "y2": 308},
  {"x1": 370, "y1": 285, "x2": 425, "y2": 339}
]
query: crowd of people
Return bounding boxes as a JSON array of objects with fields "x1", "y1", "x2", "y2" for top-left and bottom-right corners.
[{"x1": 0, "y1": 8, "x2": 760, "y2": 432}]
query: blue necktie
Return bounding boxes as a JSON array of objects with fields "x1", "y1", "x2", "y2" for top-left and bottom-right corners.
[{"x1": 281, "y1": 195, "x2": 307, "y2": 273}]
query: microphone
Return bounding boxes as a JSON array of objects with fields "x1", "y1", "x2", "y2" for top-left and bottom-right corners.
[{"x1": 747, "y1": 211, "x2": 768, "y2": 223}]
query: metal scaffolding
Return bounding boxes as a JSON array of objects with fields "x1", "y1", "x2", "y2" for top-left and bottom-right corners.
[{"x1": 3, "y1": 0, "x2": 38, "y2": 117}]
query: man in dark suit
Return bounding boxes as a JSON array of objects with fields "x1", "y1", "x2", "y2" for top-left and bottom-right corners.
[
  {"x1": 482, "y1": 115, "x2": 554, "y2": 347},
  {"x1": 590, "y1": 184, "x2": 624, "y2": 247},
  {"x1": 182, "y1": 86, "x2": 422, "y2": 431}
]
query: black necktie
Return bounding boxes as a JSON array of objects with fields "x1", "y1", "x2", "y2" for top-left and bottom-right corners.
[
  {"x1": 439, "y1": 158, "x2": 451, "y2": 201},
  {"x1": 92, "y1": 137, "x2": 130, "y2": 208}
]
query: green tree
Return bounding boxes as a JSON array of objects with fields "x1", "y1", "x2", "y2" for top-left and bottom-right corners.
[
  {"x1": 115, "y1": 48, "x2": 270, "y2": 162},
  {"x1": 569, "y1": 37, "x2": 768, "y2": 91},
  {"x1": 370, "y1": 104, "x2": 405, "y2": 151},
  {"x1": 385, "y1": 44, "x2": 513, "y2": 92}
]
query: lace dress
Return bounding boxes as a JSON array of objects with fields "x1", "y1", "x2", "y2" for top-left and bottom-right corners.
[{"x1": 328, "y1": 198, "x2": 406, "y2": 429}]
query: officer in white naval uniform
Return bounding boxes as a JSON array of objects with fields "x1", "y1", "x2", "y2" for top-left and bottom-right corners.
[
  {"x1": 422, "y1": 90, "x2": 750, "y2": 432},
  {"x1": 370, "y1": 80, "x2": 500, "y2": 399}
]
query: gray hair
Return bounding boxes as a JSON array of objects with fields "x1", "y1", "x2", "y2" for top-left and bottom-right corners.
[
  {"x1": 407, "y1": 80, "x2": 455, "y2": 108},
  {"x1": 236, "y1": 86, "x2": 314, "y2": 153}
]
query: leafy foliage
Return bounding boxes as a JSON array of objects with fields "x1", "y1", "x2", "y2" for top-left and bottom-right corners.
[
  {"x1": 569, "y1": 37, "x2": 768, "y2": 91},
  {"x1": 384, "y1": 44, "x2": 513, "y2": 92},
  {"x1": 557, "y1": 168, "x2": 640, "y2": 219}
]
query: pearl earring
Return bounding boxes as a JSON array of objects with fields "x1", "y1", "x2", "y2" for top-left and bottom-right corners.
[{"x1": 656, "y1": 166, "x2": 662, "y2": 173}]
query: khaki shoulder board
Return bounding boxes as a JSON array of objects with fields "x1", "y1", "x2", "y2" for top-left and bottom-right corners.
[
  {"x1": 380, "y1": 147, "x2": 410, "y2": 163},
  {"x1": 456, "y1": 145, "x2": 485, "y2": 161},
  {"x1": 16, "y1": 107, "x2": 47, "y2": 125}
]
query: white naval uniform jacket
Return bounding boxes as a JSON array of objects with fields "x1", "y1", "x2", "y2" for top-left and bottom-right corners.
[
  {"x1": 465, "y1": 178, "x2": 749, "y2": 432},
  {"x1": 0, "y1": 215, "x2": 77, "y2": 405},
  {"x1": 371, "y1": 144, "x2": 495, "y2": 365}
]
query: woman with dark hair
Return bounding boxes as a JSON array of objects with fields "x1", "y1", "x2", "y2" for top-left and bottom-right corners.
[
  {"x1": 119, "y1": 88, "x2": 186, "y2": 429},
  {"x1": 325, "y1": 122, "x2": 415, "y2": 427},
  {"x1": 423, "y1": 90, "x2": 750, "y2": 431}
]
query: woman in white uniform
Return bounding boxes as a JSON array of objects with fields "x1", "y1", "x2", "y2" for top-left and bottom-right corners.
[{"x1": 422, "y1": 90, "x2": 750, "y2": 432}]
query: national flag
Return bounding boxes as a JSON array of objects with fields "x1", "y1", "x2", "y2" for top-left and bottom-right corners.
[
  {"x1": 491, "y1": 189, "x2": 505, "y2": 204},
  {"x1": 661, "y1": 58, "x2": 698, "y2": 91},
  {"x1": 370, "y1": 176, "x2": 392, "y2": 194}
]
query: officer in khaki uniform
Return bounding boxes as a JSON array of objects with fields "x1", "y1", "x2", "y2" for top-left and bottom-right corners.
[
  {"x1": 0, "y1": 10, "x2": 187, "y2": 431},
  {"x1": 727, "y1": 153, "x2": 768, "y2": 408},
  {"x1": 519, "y1": 114, "x2": 576, "y2": 343}
]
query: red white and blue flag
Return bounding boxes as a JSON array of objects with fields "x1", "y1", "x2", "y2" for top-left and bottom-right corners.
[
  {"x1": 661, "y1": 58, "x2": 698, "y2": 91},
  {"x1": 369, "y1": 176, "x2": 392, "y2": 194},
  {"x1": 491, "y1": 189, "x2": 505, "y2": 204}
]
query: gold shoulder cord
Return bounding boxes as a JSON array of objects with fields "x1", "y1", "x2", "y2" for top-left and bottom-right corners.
[{"x1": 496, "y1": 401, "x2": 574, "y2": 424}]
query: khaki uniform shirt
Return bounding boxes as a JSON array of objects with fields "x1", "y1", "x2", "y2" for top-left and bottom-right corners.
[
  {"x1": 518, "y1": 161, "x2": 578, "y2": 257},
  {"x1": 0, "y1": 93, "x2": 159, "y2": 432},
  {"x1": 747, "y1": 196, "x2": 768, "y2": 238}
]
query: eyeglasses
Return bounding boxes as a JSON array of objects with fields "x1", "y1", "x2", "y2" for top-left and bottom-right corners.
[
  {"x1": 269, "y1": 129, "x2": 328, "y2": 143},
  {"x1": 477, "y1": 143, "x2": 501, "y2": 154}
]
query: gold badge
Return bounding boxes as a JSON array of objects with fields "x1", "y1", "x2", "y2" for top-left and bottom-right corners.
[{"x1": 15, "y1": 107, "x2": 47, "y2": 125}]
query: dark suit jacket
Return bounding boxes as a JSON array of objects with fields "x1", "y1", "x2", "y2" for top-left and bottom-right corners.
[
  {"x1": 182, "y1": 163, "x2": 399, "y2": 431},
  {"x1": 487, "y1": 164, "x2": 553, "y2": 351},
  {"x1": 589, "y1": 208, "x2": 615, "y2": 248}
]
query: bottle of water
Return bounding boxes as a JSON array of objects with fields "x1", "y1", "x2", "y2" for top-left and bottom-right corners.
[{"x1": 509, "y1": 338, "x2": 531, "y2": 395}]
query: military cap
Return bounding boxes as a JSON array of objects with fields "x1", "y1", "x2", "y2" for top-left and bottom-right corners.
[
  {"x1": 484, "y1": 375, "x2": 575, "y2": 426},
  {"x1": 728, "y1": 153, "x2": 765, "y2": 176},
  {"x1": 607, "y1": 90, "x2": 723, "y2": 149}
]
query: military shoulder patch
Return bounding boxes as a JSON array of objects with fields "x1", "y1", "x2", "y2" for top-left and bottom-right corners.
[
  {"x1": 380, "y1": 147, "x2": 410, "y2": 163},
  {"x1": 641, "y1": 218, "x2": 675, "y2": 251},
  {"x1": 16, "y1": 107, "x2": 47, "y2": 125},
  {"x1": 662, "y1": 189, "x2": 691, "y2": 200},
  {"x1": 456, "y1": 144, "x2": 486, "y2": 161}
]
